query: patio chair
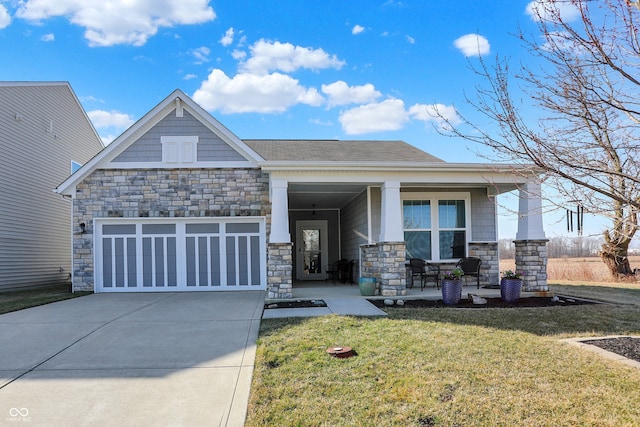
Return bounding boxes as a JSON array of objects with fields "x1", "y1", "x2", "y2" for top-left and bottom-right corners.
[
  {"x1": 457, "y1": 256, "x2": 482, "y2": 289},
  {"x1": 409, "y1": 259, "x2": 440, "y2": 291},
  {"x1": 408, "y1": 258, "x2": 426, "y2": 290},
  {"x1": 339, "y1": 259, "x2": 355, "y2": 284},
  {"x1": 424, "y1": 262, "x2": 441, "y2": 290},
  {"x1": 326, "y1": 259, "x2": 346, "y2": 284}
]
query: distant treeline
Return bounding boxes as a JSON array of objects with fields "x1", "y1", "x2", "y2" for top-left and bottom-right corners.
[{"x1": 499, "y1": 236, "x2": 605, "y2": 259}]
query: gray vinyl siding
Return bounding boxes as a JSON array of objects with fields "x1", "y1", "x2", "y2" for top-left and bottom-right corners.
[
  {"x1": 0, "y1": 83, "x2": 103, "y2": 290},
  {"x1": 340, "y1": 190, "x2": 370, "y2": 279},
  {"x1": 113, "y1": 110, "x2": 247, "y2": 163},
  {"x1": 470, "y1": 188, "x2": 497, "y2": 242}
]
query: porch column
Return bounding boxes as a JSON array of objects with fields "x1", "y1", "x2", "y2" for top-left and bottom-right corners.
[
  {"x1": 515, "y1": 181, "x2": 549, "y2": 292},
  {"x1": 516, "y1": 182, "x2": 546, "y2": 240},
  {"x1": 269, "y1": 179, "x2": 290, "y2": 243},
  {"x1": 379, "y1": 180, "x2": 404, "y2": 242}
]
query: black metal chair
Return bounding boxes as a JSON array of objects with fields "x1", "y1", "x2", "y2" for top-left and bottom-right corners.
[
  {"x1": 326, "y1": 259, "x2": 345, "y2": 284},
  {"x1": 340, "y1": 259, "x2": 354, "y2": 284},
  {"x1": 457, "y1": 257, "x2": 482, "y2": 288},
  {"x1": 424, "y1": 262, "x2": 441, "y2": 290},
  {"x1": 409, "y1": 258, "x2": 427, "y2": 290}
]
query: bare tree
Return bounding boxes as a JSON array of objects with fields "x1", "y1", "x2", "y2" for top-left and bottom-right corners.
[{"x1": 444, "y1": 0, "x2": 640, "y2": 277}]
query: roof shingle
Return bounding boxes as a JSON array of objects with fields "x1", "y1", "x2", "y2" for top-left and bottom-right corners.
[{"x1": 243, "y1": 139, "x2": 444, "y2": 163}]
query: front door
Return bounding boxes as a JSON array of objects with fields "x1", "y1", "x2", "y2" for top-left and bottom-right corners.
[{"x1": 295, "y1": 220, "x2": 328, "y2": 280}]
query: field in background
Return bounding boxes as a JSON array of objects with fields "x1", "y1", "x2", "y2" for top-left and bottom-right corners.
[{"x1": 501, "y1": 256, "x2": 640, "y2": 283}]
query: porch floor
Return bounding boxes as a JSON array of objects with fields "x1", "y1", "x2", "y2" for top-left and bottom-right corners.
[{"x1": 285, "y1": 280, "x2": 504, "y2": 301}]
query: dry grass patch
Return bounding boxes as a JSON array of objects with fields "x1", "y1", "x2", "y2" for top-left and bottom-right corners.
[
  {"x1": 0, "y1": 284, "x2": 90, "y2": 315},
  {"x1": 501, "y1": 256, "x2": 640, "y2": 283}
]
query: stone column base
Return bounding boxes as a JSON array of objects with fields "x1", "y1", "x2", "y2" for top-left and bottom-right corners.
[
  {"x1": 267, "y1": 242, "x2": 293, "y2": 298},
  {"x1": 515, "y1": 239, "x2": 548, "y2": 292},
  {"x1": 360, "y1": 242, "x2": 406, "y2": 296}
]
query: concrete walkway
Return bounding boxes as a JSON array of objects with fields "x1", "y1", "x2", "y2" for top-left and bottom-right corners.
[
  {"x1": 262, "y1": 297, "x2": 388, "y2": 319},
  {"x1": 0, "y1": 291, "x2": 264, "y2": 426}
]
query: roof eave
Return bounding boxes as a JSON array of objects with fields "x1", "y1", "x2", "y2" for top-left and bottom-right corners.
[{"x1": 259, "y1": 160, "x2": 540, "y2": 173}]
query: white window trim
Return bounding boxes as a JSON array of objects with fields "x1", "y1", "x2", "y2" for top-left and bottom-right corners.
[
  {"x1": 161, "y1": 136, "x2": 198, "y2": 164},
  {"x1": 401, "y1": 192, "x2": 471, "y2": 261}
]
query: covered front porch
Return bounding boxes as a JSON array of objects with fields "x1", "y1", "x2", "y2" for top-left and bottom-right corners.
[
  {"x1": 269, "y1": 280, "x2": 551, "y2": 301},
  {"x1": 266, "y1": 167, "x2": 548, "y2": 299}
]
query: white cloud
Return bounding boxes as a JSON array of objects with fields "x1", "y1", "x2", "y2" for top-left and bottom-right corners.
[
  {"x1": 0, "y1": 4, "x2": 11, "y2": 29},
  {"x1": 15, "y1": 0, "x2": 216, "y2": 47},
  {"x1": 87, "y1": 109, "x2": 134, "y2": 129},
  {"x1": 192, "y1": 69, "x2": 324, "y2": 114},
  {"x1": 321, "y1": 81, "x2": 381, "y2": 107},
  {"x1": 409, "y1": 103, "x2": 461, "y2": 131},
  {"x1": 99, "y1": 134, "x2": 118, "y2": 145},
  {"x1": 309, "y1": 118, "x2": 333, "y2": 126},
  {"x1": 240, "y1": 39, "x2": 345, "y2": 74},
  {"x1": 183, "y1": 73, "x2": 197, "y2": 80},
  {"x1": 454, "y1": 33, "x2": 490, "y2": 57},
  {"x1": 191, "y1": 46, "x2": 210, "y2": 64},
  {"x1": 352, "y1": 24, "x2": 365, "y2": 35},
  {"x1": 41, "y1": 33, "x2": 55, "y2": 42},
  {"x1": 231, "y1": 49, "x2": 247, "y2": 60},
  {"x1": 339, "y1": 99, "x2": 409, "y2": 135},
  {"x1": 405, "y1": 35, "x2": 415, "y2": 44},
  {"x1": 220, "y1": 27, "x2": 234, "y2": 46},
  {"x1": 526, "y1": 0, "x2": 580, "y2": 22}
]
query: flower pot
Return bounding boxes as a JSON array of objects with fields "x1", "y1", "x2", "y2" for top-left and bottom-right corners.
[
  {"x1": 441, "y1": 279, "x2": 463, "y2": 305},
  {"x1": 501, "y1": 278, "x2": 522, "y2": 303},
  {"x1": 358, "y1": 277, "x2": 376, "y2": 296}
]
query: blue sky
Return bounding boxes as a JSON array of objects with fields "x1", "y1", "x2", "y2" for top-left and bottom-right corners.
[{"x1": 0, "y1": 0, "x2": 606, "y2": 239}]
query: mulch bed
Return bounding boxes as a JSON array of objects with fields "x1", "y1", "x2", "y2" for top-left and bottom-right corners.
[
  {"x1": 583, "y1": 337, "x2": 640, "y2": 364},
  {"x1": 367, "y1": 295, "x2": 597, "y2": 309},
  {"x1": 265, "y1": 299, "x2": 327, "y2": 309}
]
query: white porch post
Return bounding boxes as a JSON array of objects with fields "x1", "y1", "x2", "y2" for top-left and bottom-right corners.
[
  {"x1": 269, "y1": 179, "x2": 290, "y2": 243},
  {"x1": 379, "y1": 180, "x2": 404, "y2": 242},
  {"x1": 516, "y1": 182, "x2": 546, "y2": 240}
]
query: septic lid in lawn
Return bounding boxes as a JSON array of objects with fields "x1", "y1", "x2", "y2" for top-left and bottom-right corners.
[{"x1": 326, "y1": 346, "x2": 354, "y2": 358}]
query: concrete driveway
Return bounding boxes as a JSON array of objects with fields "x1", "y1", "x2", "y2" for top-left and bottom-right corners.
[{"x1": 0, "y1": 291, "x2": 265, "y2": 426}]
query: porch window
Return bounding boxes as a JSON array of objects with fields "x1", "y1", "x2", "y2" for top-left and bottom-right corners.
[
  {"x1": 403, "y1": 200, "x2": 431, "y2": 260},
  {"x1": 438, "y1": 200, "x2": 466, "y2": 259},
  {"x1": 402, "y1": 193, "x2": 470, "y2": 260}
]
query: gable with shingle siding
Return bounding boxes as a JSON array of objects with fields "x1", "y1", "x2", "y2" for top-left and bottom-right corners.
[
  {"x1": 243, "y1": 139, "x2": 444, "y2": 162},
  {"x1": 113, "y1": 110, "x2": 247, "y2": 163}
]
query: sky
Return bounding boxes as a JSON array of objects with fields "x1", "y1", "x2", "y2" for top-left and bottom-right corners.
[{"x1": 0, "y1": 0, "x2": 610, "y2": 240}]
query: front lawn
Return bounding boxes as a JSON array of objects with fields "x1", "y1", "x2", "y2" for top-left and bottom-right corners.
[{"x1": 247, "y1": 284, "x2": 640, "y2": 426}]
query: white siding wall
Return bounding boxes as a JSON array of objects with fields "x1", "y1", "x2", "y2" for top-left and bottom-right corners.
[{"x1": 0, "y1": 83, "x2": 103, "y2": 289}]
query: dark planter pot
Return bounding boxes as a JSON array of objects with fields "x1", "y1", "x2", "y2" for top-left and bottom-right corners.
[
  {"x1": 441, "y1": 279, "x2": 463, "y2": 305},
  {"x1": 501, "y1": 278, "x2": 522, "y2": 303},
  {"x1": 358, "y1": 277, "x2": 377, "y2": 296}
]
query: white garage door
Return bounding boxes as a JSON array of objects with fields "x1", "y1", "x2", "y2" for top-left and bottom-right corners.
[{"x1": 95, "y1": 218, "x2": 266, "y2": 292}]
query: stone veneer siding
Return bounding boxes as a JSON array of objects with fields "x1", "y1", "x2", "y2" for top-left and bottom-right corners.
[
  {"x1": 468, "y1": 242, "x2": 499, "y2": 287},
  {"x1": 72, "y1": 168, "x2": 270, "y2": 291},
  {"x1": 514, "y1": 239, "x2": 549, "y2": 291},
  {"x1": 267, "y1": 243, "x2": 293, "y2": 299},
  {"x1": 360, "y1": 242, "x2": 407, "y2": 296}
]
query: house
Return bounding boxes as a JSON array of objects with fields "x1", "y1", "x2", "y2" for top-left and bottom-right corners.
[
  {"x1": 0, "y1": 82, "x2": 104, "y2": 290},
  {"x1": 56, "y1": 89, "x2": 548, "y2": 298}
]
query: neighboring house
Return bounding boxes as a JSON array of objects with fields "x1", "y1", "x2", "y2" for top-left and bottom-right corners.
[
  {"x1": 56, "y1": 89, "x2": 548, "y2": 298},
  {"x1": 0, "y1": 82, "x2": 104, "y2": 290}
]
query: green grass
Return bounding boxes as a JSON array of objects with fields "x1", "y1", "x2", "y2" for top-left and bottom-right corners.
[
  {"x1": 247, "y1": 283, "x2": 640, "y2": 426},
  {"x1": 0, "y1": 284, "x2": 90, "y2": 315}
]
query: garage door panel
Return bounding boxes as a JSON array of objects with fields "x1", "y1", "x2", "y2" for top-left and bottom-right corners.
[{"x1": 96, "y1": 219, "x2": 264, "y2": 292}]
